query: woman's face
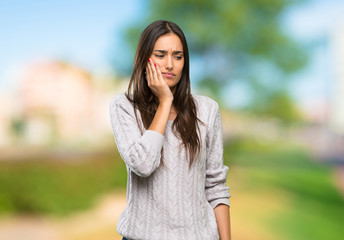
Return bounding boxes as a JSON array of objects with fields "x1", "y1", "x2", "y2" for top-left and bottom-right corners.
[{"x1": 150, "y1": 33, "x2": 184, "y2": 91}]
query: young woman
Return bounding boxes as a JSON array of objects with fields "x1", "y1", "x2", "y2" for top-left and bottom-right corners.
[{"x1": 109, "y1": 20, "x2": 231, "y2": 240}]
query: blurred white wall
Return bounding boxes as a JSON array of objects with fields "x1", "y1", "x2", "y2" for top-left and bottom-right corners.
[
  {"x1": 329, "y1": 23, "x2": 344, "y2": 134},
  {"x1": 0, "y1": 60, "x2": 128, "y2": 150}
]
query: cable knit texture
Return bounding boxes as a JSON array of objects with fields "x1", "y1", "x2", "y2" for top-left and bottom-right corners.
[{"x1": 109, "y1": 93, "x2": 231, "y2": 240}]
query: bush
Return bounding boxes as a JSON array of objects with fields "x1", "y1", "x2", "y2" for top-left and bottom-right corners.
[{"x1": 0, "y1": 149, "x2": 127, "y2": 216}]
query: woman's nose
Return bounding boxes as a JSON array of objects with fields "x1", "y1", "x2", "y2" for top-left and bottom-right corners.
[{"x1": 165, "y1": 56, "x2": 173, "y2": 70}]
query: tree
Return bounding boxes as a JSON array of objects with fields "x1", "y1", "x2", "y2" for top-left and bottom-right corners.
[
  {"x1": 114, "y1": 0, "x2": 308, "y2": 123},
  {"x1": 248, "y1": 90, "x2": 305, "y2": 125}
]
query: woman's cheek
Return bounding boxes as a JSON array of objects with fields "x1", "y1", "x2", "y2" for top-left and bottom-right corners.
[{"x1": 154, "y1": 59, "x2": 162, "y2": 67}]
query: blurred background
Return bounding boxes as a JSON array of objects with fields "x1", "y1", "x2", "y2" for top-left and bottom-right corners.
[{"x1": 0, "y1": 0, "x2": 343, "y2": 239}]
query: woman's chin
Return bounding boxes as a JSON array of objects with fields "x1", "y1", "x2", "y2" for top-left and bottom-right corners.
[{"x1": 163, "y1": 79, "x2": 173, "y2": 87}]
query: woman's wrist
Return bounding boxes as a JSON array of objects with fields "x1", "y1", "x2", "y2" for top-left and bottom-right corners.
[{"x1": 158, "y1": 96, "x2": 173, "y2": 105}]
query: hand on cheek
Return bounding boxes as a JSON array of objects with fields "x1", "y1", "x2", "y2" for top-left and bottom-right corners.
[{"x1": 145, "y1": 58, "x2": 173, "y2": 103}]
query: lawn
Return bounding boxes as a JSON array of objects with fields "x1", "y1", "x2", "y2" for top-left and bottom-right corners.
[
  {"x1": 225, "y1": 137, "x2": 344, "y2": 240},
  {"x1": 0, "y1": 137, "x2": 343, "y2": 239}
]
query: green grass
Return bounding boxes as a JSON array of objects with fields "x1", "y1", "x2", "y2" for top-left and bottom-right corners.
[
  {"x1": 0, "y1": 149, "x2": 127, "y2": 216},
  {"x1": 224, "y1": 137, "x2": 344, "y2": 240},
  {"x1": 1, "y1": 137, "x2": 343, "y2": 239}
]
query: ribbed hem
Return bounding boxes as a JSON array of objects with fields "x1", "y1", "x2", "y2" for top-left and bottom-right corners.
[
  {"x1": 209, "y1": 198, "x2": 230, "y2": 209},
  {"x1": 141, "y1": 130, "x2": 164, "y2": 150}
]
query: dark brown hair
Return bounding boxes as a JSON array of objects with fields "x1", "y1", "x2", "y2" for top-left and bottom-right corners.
[{"x1": 126, "y1": 20, "x2": 203, "y2": 170}]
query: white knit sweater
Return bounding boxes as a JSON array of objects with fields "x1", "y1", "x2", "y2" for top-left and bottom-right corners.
[{"x1": 109, "y1": 93, "x2": 231, "y2": 240}]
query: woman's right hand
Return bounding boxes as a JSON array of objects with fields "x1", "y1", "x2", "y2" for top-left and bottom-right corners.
[{"x1": 146, "y1": 58, "x2": 173, "y2": 104}]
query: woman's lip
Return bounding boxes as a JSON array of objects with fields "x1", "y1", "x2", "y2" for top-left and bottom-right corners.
[{"x1": 162, "y1": 73, "x2": 175, "y2": 78}]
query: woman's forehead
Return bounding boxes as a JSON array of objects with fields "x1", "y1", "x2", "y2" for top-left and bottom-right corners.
[{"x1": 153, "y1": 33, "x2": 183, "y2": 51}]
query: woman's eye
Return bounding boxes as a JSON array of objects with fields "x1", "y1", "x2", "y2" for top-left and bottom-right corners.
[
  {"x1": 175, "y1": 56, "x2": 183, "y2": 60},
  {"x1": 155, "y1": 54, "x2": 164, "y2": 58}
]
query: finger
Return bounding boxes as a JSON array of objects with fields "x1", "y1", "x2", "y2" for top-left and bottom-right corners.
[
  {"x1": 150, "y1": 60, "x2": 159, "y2": 85},
  {"x1": 155, "y1": 63, "x2": 164, "y2": 82},
  {"x1": 146, "y1": 59, "x2": 153, "y2": 85},
  {"x1": 148, "y1": 58, "x2": 156, "y2": 84},
  {"x1": 154, "y1": 63, "x2": 166, "y2": 87},
  {"x1": 145, "y1": 66, "x2": 150, "y2": 85},
  {"x1": 147, "y1": 67, "x2": 153, "y2": 88}
]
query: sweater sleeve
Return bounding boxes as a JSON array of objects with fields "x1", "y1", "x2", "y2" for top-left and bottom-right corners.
[
  {"x1": 205, "y1": 102, "x2": 231, "y2": 209},
  {"x1": 109, "y1": 95, "x2": 164, "y2": 177}
]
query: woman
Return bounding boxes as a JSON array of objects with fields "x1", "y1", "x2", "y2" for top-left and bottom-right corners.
[{"x1": 109, "y1": 20, "x2": 231, "y2": 240}]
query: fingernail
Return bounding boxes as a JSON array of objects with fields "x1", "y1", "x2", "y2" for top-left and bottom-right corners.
[
  {"x1": 154, "y1": 63, "x2": 157, "y2": 67},
  {"x1": 148, "y1": 58, "x2": 151, "y2": 62}
]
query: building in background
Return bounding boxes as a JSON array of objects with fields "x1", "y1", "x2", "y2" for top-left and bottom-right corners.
[
  {"x1": 0, "y1": 60, "x2": 128, "y2": 149},
  {"x1": 0, "y1": 91, "x2": 19, "y2": 146},
  {"x1": 329, "y1": 24, "x2": 344, "y2": 134}
]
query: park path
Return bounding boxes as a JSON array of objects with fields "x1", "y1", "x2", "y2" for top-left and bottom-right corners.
[
  {"x1": 0, "y1": 186, "x2": 280, "y2": 240},
  {"x1": 0, "y1": 192, "x2": 127, "y2": 240}
]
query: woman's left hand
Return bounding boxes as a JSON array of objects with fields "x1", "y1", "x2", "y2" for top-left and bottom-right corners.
[{"x1": 146, "y1": 58, "x2": 173, "y2": 104}]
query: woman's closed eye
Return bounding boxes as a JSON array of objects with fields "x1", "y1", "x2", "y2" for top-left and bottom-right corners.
[{"x1": 154, "y1": 54, "x2": 183, "y2": 60}]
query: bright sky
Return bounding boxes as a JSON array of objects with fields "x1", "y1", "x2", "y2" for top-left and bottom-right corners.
[
  {"x1": 282, "y1": 0, "x2": 344, "y2": 109},
  {"x1": 0, "y1": 0, "x2": 343, "y2": 109},
  {"x1": 0, "y1": 0, "x2": 144, "y2": 89}
]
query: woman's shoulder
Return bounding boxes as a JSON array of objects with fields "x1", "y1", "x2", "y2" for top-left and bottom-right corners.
[
  {"x1": 109, "y1": 92, "x2": 138, "y2": 122},
  {"x1": 192, "y1": 94, "x2": 220, "y2": 125},
  {"x1": 110, "y1": 92, "x2": 132, "y2": 108},
  {"x1": 192, "y1": 94, "x2": 219, "y2": 111}
]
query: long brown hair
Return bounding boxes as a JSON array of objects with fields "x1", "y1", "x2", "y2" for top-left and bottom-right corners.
[{"x1": 126, "y1": 20, "x2": 203, "y2": 170}]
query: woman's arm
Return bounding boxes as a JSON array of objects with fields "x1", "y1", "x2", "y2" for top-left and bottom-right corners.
[
  {"x1": 109, "y1": 59, "x2": 173, "y2": 177},
  {"x1": 214, "y1": 204, "x2": 231, "y2": 240},
  {"x1": 148, "y1": 100, "x2": 172, "y2": 134},
  {"x1": 146, "y1": 58, "x2": 174, "y2": 135},
  {"x1": 109, "y1": 96, "x2": 164, "y2": 177},
  {"x1": 204, "y1": 101, "x2": 231, "y2": 239}
]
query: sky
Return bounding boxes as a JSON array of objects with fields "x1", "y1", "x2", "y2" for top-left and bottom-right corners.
[
  {"x1": 0, "y1": 0, "x2": 344, "y2": 109},
  {"x1": 282, "y1": 0, "x2": 344, "y2": 110},
  {"x1": 0, "y1": 0, "x2": 144, "y2": 89}
]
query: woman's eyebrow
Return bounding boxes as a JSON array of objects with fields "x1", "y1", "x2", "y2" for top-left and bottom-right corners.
[{"x1": 153, "y1": 50, "x2": 183, "y2": 54}]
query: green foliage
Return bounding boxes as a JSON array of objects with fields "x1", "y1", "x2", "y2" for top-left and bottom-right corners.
[
  {"x1": 128, "y1": 0, "x2": 308, "y2": 73},
  {"x1": 119, "y1": 0, "x2": 308, "y2": 121},
  {"x1": 10, "y1": 117, "x2": 26, "y2": 139},
  {"x1": 0, "y1": 150, "x2": 127, "y2": 216},
  {"x1": 224, "y1": 137, "x2": 344, "y2": 239},
  {"x1": 247, "y1": 89, "x2": 305, "y2": 125}
]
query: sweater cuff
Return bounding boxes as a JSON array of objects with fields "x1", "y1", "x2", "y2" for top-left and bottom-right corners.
[
  {"x1": 209, "y1": 198, "x2": 230, "y2": 209},
  {"x1": 141, "y1": 130, "x2": 164, "y2": 150}
]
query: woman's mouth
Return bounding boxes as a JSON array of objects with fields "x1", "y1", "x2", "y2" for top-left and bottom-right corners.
[{"x1": 162, "y1": 72, "x2": 176, "y2": 78}]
